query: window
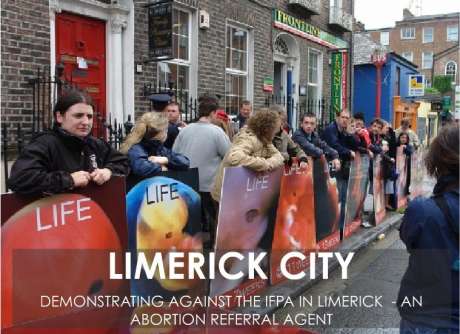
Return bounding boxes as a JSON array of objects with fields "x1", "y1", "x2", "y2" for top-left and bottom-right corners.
[
  {"x1": 380, "y1": 31, "x2": 389, "y2": 45},
  {"x1": 157, "y1": 8, "x2": 191, "y2": 99},
  {"x1": 307, "y1": 49, "x2": 322, "y2": 113},
  {"x1": 422, "y1": 52, "x2": 433, "y2": 69},
  {"x1": 225, "y1": 25, "x2": 249, "y2": 115},
  {"x1": 447, "y1": 25, "x2": 459, "y2": 41},
  {"x1": 445, "y1": 61, "x2": 457, "y2": 79},
  {"x1": 402, "y1": 52, "x2": 413, "y2": 62},
  {"x1": 401, "y1": 27, "x2": 415, "y2": 39},
  {"x1": 394, "y1": 67, "x2": 401, "y2": 96},
  {"x1": 424, "y1": 78, "x2": 431, "y2": 88},
  {"x1": 423, "y1": 27, "x2": 433, "y2": 43}
]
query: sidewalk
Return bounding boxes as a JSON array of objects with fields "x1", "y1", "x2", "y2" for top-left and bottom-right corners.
[{"x1": 238, "y1": 211, "x2": 403, "y2": 315}]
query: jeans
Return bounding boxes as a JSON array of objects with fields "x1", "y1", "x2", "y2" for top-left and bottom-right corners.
[
  {"x1": 336, "y1": 175, "x2": 348, "y2": 232},
  {"x1": 199, "y1": 192, "x2": 218, "y2": 246}
]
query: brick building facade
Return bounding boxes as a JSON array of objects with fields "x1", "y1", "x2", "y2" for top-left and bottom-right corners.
[
  {"x1": 1, "y1": 0, "x2": 354, "y2": 139},
  {"x1": 366, "y1": 9, "x2": 459, "y2": 87}
]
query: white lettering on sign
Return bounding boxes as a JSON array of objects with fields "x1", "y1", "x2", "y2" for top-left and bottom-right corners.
[
  {"x1": 35, "y1": 198, "x2": 93, "y2": 232},
  {"x1": 246, "y1": 175, "x2": 269, "y2": 192}
]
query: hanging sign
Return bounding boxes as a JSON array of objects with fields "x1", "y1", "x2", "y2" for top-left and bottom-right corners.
[
  {"x1": 263, "y1": 78, "x2": 274, "y2": 92},
  {"x1": 408, "y1": 74, "x2": 425, "y2": 97},
  {"x1": 331, "y1": 52, "x2": 348, "y2": 118},
  {"x1": 148, "y1": 1, "x2": 174, "y2": 61}
]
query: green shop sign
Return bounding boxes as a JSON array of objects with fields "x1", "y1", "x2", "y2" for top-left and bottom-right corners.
[{"x1": 273, "y1": 9, "x2": 348, "y2": 49}]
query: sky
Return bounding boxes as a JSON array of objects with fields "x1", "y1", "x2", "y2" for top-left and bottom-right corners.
[{"x1": 354, "y1": 0, "x2": 460, "y2": 30}]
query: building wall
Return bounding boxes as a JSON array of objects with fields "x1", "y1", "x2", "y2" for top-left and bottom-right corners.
[
  {"x1": 134, "y1": 0, "x2": 353, "y2": 122},
  {"x1": 1, "y1": 0, "x2": 354, "y2": 134},
  {"x1": 367, "y1": 13, "x2": 460, "y2": 85},
  {"x1": 1, "y1": 0, "x2": 51, "y2": 132},
  {"x1": 353, "y1": 63, "x2": 376, "y2": 125},
  {"x1": 353, "y1": 55, "x2": 418, "y2": 125}
]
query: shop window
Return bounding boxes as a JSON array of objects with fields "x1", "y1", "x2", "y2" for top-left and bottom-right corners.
[
  {"x1": 225, "y1": 25, "x2": 249, "y2": 115},
  {"x1": 447, "y1": 25, "x2": 458, "y2": 41},
  {"x1": 401, "y1": 27, "x2": 415, "y2": 39},
  {"x1": 422, "y1": 52, "x2": 433, "y2": 69},
  {"x1": 157, "y1": 8, "x2": 191, "y2": 100},
  {"x1": 423, "y1": 27, "x2": 433, "y2": 43}
]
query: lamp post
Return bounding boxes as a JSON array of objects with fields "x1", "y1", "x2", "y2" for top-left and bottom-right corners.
[{"x1": 371, "y1": 48, "x2": 387, "y2": 118}]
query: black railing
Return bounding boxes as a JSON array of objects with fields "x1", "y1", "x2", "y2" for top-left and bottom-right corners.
[
  {"x1": 143, "y1": 82, "x2": 198, "y2": 123},
  {"x1": 264, "y1": 96, "x2": 331, "y2": 133},
  {"x1": 1, "y1": 68, "x2": 134, "y2": 191}
]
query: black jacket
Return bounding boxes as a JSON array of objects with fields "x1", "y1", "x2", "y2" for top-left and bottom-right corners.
[
  {"x1": 127, "y1": 138, "x2": 190, "y2": 178},
  {"x1": 8, "y1": 127, "x2": 129, "y2": 195},
  {"x1": 384, "y1": 127, "x2": 397, "y2": 159},
  {"x1": 293, "y1": 128, "x2": 338, "y2": 160},
  {"x1": 321, "y1": 121, "x2": 359, "y2": 161},
  {"x1": 164, "y1": 122, "x2": 180, "y2": 149}
]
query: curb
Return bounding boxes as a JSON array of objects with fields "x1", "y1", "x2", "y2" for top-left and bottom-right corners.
[{"x1": 238, "y1": 212, "x2": 404, "y2": 315}]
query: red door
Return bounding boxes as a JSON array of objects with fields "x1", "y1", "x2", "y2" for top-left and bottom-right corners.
[{"x1": 56, "y1": 12, "x2": 106, "y2": 135}]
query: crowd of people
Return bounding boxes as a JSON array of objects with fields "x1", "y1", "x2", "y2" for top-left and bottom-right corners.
[
  {"x1": 5, "y1": 88, "x2": 459, "y2": 332},
  {"x1": 7, "y1": 89, "x2": 428, "y2": 226}
]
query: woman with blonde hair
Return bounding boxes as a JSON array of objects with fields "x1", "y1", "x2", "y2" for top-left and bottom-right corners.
[
  {"x1": 211, "y1": 108, "x2": 284, "y2": 202},
  {"x1": 120, "y1": 112, "x2": 189, "y2": 186}
]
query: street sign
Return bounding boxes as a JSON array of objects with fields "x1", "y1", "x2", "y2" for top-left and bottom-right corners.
[
  {"x1": 408, "y1": 74, "x2": 425, "y2": 97},
  {"x1": 148, "y1": 1, "x2": 174, "y2": 61},
  {"x1": 263, "y1": 77, "x2": 273, "y2": 92}
]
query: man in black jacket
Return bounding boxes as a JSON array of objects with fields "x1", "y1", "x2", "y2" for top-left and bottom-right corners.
[
  {"x1": 293, "y1": 113, "x2": 340, "y2": 170},
  {"x1": 8, "y1": 89, "x2": 129, "y2": 195},
  {"x1": 322, "y1": 109, "x2": 360, "y2": 235}
]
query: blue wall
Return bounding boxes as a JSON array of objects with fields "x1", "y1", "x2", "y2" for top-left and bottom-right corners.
[{"x1": 353, "y1": 54, "x2": 418, "y2": 126}]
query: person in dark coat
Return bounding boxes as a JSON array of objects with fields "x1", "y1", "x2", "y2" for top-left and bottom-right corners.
[
  {"x1": 237, "y1": 100, "x2": 252, "y2": 130},
  {"x1": 164, "y1": 102, "x2": 187, "y2": 149},
  {"x1": 7, "y1": 89, "x2": 129, "y2": 195},
  {"x1": 120, "y1": 112, "x2": 189, "y2": 189},
  {"x1": 293, "y1": 112, "x2": 340, "y2": 168},
  {"x1": 398, "y1": 132, "x2": 415, "y2": 196},
  {"x1": 321, "y1": 109, "x2": 359, "y2": 234},
  {"x1": 398, "y1": 124, "x2": 459, "y2": 333},
  {"x1": 382, "y1": 120, "x2": 397, "y2": 159}
]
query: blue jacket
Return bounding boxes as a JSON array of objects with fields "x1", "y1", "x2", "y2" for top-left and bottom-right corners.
[
  {"x1": 321, "y1": 121, "x2": 359, "y2": 161},
  {"x1": 292, "y1": 128, "x2": 338, "y2": 160},
  {"x1": 127, "y1": 139, "x2": 190, "y2": 178},
  {"x1": 398, "y1": 175, "x2": 459, "y2": 330}
]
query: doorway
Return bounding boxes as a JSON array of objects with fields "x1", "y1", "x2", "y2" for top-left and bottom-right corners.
[
  {"x1": 273, "y1": 33, "x2": 299, "y2": 128},
  {"x1": 56, "y1": 12, "x2": 106, "y2": 130}
]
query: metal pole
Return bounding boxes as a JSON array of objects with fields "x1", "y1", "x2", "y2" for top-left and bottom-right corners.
[{"x1": 376, "y1": 64, "x2": 382, "y2": 118}]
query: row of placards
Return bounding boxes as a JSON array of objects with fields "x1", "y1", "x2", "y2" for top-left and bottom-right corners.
[{"x1": 1, "y1": 150, "x2": 423, "y2": 331}]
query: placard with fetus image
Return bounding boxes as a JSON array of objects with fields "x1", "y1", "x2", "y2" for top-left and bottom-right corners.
[
  {"x1": 270, "y1": 159, "x2": 316, "y2": 285},
  {"x1": 343, "y1": 153, "x2": 370, "y2": 237},
  {"x1": 126, "y1": 171, "x2": 204, "y2": 300},
  {"x1": 313, "y1": 156, "x2": 340, "y2": 249},
  {"x1": 373, "y1": 154, "x2": 386, "y2": 226},
  {"x1": 210, "y1": 166, "x2": 283, "y2": 297}
]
